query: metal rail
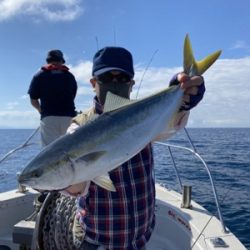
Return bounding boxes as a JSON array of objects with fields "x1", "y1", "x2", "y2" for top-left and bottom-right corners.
[
  {"x1": 0, "y1": 127, "x2": 40, "y2": 164},
  {"x1": 154, "y1": 128, "x2": 228, "y2": 233}
]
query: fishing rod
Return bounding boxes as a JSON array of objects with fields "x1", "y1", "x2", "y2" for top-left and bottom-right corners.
[{"x1": 95, "y1": 26, "x2": 116, "y2": 52}]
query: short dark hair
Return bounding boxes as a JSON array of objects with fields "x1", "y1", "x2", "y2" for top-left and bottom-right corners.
[{"x1": 46, "y1": 50, "x2": 65, "y2": 63}]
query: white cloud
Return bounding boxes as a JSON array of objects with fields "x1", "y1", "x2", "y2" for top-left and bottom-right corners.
[
  {"x1": 6, "y1": 102, "x2": 19, "y2": 110},
  {"x1": 131, "y1": 65, "x2": 181, "y2": 98},
  {"x1": 69, "y1": 60, "x2": 92, "y2": 84},
  {"x1": 69, "y1": 60, "x2": 94, "y2": 98},
  {"x1": 77, "y1": 86, "x2": 93, "y2": 96},
  {"x1": 21, "y1": 95, "x2": 29, "y2": 99},
  {"x1": 0, "y1": 0, "x2": 83, "y2": 22},
  {"x1": 231, "y1": 40, "x2": 250, "y2": 51},
  {"x1": 1, "y1": 56, "x2": 250, "y2": 128},
  {"x1": 69, "y1": 56, "x2": 250, "y2": 128},
  {"x1": 0, "y1": 110, "x2": 39, "y2": 128},
  {"x1": 133, "y1": 57, "x2": 250, "y2": 127},
  {"x1": 188, "y1": 57, "x2": 250, "y2": 127}
]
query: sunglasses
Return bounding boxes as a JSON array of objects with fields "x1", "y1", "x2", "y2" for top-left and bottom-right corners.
[{"x1": 96, "y1": 72, "x2": 131, "y2": 84}]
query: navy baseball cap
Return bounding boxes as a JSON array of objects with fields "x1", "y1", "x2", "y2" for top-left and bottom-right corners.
[
  {"x1": 92, "y1": 47, "x2": 134, "y2": 77},
  {"x1": 46, "y1": 50, "x2": 65, "y2": 63}
]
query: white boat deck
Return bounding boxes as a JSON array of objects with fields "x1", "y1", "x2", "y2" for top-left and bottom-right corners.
[
  {"x1": 149, "y1": 184, "x2": 246, "y2": 249},
  {"x1": 0, "y1": 185, "x2": 247, "y2": 249}
]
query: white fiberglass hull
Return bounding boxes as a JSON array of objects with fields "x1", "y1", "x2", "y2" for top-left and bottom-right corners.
[{"x1": 0, "y1": 185, "x2": 246, "y2": 250}]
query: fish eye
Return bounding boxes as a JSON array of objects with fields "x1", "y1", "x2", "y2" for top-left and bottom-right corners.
[{"x1": 32, "y1": 169, "x2": 43, "y2": 178}]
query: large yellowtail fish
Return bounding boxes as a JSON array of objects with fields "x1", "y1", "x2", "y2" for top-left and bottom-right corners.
[{"x1": 18, "y1": 35, "x2": 221, "y2": 191}]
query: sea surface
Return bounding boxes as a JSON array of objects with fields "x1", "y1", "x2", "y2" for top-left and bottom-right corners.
[{"x1": 0, "y1": 128, "x2": 249, "y2": 249}]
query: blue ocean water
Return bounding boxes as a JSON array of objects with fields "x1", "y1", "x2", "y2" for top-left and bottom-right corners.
[{"x1": 0, "y1": 128, "x2": 249, "y2": 249}]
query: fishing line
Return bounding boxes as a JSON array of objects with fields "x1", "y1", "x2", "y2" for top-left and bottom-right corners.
[
  {"x1": 95, "y1": 36, "x2": 99, "y2": 51},
  {"x1": 190, "y1": 216, "x2": 213, "y2": 249},
  {"x1": 113, "y1": 26, "x2": 116, "y2": 46},
  {"x1": 135, "y1": 49, "x2": 158, "y2": 99}
]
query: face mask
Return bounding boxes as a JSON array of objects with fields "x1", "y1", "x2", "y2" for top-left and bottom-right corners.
[
  {"x1": 97, "y1": 81, "x2": 131, "y2": 105},
  {"x1": 96, "y1": 72, "x2": 132, "y2": 105}
]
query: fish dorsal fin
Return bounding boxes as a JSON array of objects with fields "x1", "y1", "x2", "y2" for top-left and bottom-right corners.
[
  {"x1": 184, "y1": 34, "x2": 222, "y2": 76},
  {"x1": 103, "y1": 91, "x2": 136, "y2": 113}
]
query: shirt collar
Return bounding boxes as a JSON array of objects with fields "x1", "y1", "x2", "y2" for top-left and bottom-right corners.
[{"x1": 93, "y1": 96, "x2": 103, "y2": 114}]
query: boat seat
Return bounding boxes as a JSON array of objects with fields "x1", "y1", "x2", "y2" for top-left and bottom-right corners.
[{"x1": 12, "y1": 220, "x2": 35, "y2": 247}]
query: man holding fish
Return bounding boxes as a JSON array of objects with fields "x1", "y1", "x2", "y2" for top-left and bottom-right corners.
[
  {"x1": 19, "y1": 35, "x2": 221, "y2": 249},
  {"x1": 64, "y1": 44, "x2": 204, "y2": 249}
]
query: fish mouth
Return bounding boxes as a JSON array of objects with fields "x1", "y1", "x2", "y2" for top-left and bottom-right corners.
[
  {"x1": 18, "y1": 174, "x2": 71, "y2": 192},
  {"x1": 18, "y1": 168, "x2": 44, "y2": 183},
  {"x1": 17, "y1": 174, "x2": 27, "y2": 184},
  {"x1": 18, "y1": 174, "x2": 34, "y2": 187}
]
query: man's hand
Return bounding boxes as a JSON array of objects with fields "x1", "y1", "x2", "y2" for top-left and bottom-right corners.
[
  {"x1": 175, "y1": 72, "x2": 205, "y2": 111},
  {"x1": 30, "y1": 99, "x2": 42, "y2": 113},
  {"x1": 62, "y1": 182, "x2": 90, "y2": 197}
]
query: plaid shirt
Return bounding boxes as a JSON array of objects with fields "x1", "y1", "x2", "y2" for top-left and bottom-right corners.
[
  {"x1": 76, "y1": 98, "x2": 156, "y2": 249},
  {"x1": 79, "y1": 144, "x2": 155, "y2": 250}
]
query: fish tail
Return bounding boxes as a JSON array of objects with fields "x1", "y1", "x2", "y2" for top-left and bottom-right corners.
[{"x1": 183, "y1": 34, "x2": 222, "y2": 76}]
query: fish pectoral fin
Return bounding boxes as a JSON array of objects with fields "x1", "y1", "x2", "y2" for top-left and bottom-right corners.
[
  {"x1": 76, "y1": 151, "x2": 106, "y2": 164},
  {"x1": 92, "y1": 175, "x2": 116, "y2": 192},
  {"x1": 184, "y1": 34, "x2": 222, "y2": 76},
  {"x1": 104, "y1": 91, "x2": 136, "y2": 113}
]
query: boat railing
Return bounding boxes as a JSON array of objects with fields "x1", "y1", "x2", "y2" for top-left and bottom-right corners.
[
  {"x1": 154, "y1": 127, "x2": 228, "y2": 233},
  {"x1": 0, "y1": 127, "x2": 228, "y2": 233},
  {"x1": 0, "y1": 127, "x2": 40, "y2": 165},
  {"x1": 0, "y1": 127, "x2": 40, "y2": 193}
]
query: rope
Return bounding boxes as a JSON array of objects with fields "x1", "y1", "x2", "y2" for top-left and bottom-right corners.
[{"x1": 33, "y1": 192, "x2": 77, "y2": 250}]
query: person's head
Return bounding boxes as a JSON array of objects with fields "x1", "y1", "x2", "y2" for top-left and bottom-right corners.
[
  {"x1": 46, "y1": 50, "x2": 65, "y2": 64},
  {"x1": 90, "y1": 47, "x2": 135, "y2": 105}
]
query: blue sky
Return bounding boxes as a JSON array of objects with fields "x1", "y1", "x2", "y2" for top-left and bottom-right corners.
[{"x1": 0, "y1": 0, "x2": 250, "y2": 128}]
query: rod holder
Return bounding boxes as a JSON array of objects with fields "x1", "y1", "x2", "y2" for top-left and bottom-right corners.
[
  {"x1": 16, "y1": 172, "x2": 26, "y2": 193},
  {"x1": 181, "y1": 185, "x2": 192, "y2": 208}
]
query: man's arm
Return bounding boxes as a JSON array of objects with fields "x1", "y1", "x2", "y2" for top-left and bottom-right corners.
[
  {"x1": 154, "y1": 73, "x2": 205, "y2": 141},
  {"x1": 62, "y1": 121, "x2": 90, "y2": 197},
  {"x1": 30, "y1": 98, "x2": 41, "y2": 114},
  {"x1": 154, "y1": 110, "x2": 189, "y2": 141}
]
